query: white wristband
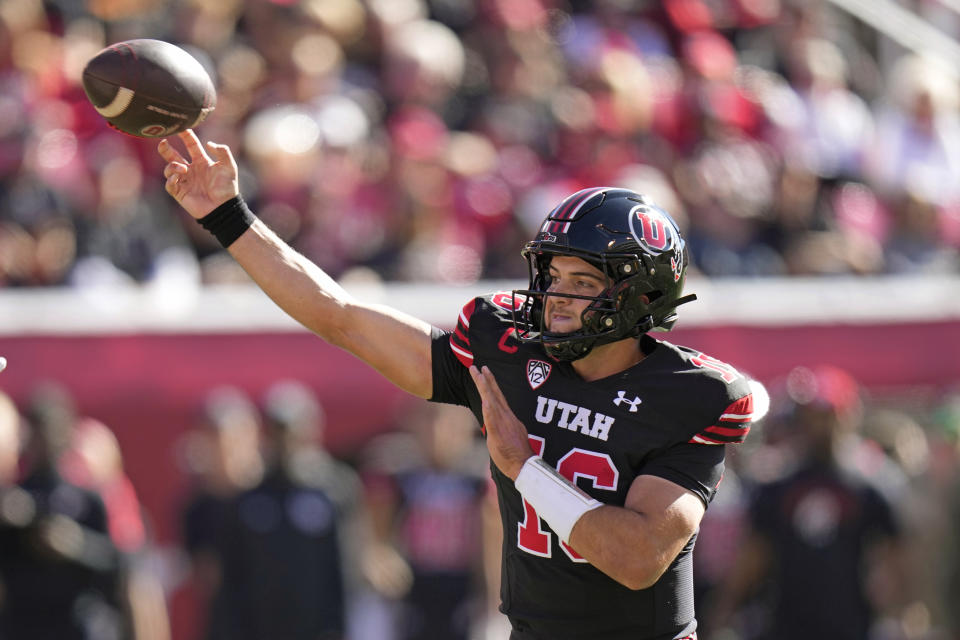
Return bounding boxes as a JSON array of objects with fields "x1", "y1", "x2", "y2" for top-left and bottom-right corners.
[{"x1": 514, "y1": 456, "x2": 603, "y2": 542}]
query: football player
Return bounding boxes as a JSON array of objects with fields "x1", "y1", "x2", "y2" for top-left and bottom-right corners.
[{"x1": 159, "y1": 130, "x2": 757, "y2": 640}]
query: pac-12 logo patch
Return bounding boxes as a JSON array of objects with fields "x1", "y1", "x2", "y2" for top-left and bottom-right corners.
[{"x1": 527, "y1": 360, "x2": 552, "y2": 389}]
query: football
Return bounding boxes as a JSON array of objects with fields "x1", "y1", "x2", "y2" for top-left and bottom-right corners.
[{"x1": 82, "y1": 39, "x2": 216, "y2": 138}]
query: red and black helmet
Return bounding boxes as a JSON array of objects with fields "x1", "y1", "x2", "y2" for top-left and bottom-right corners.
[{"x1": 512, "y1": 187, "x2": 696, "y2": 361}]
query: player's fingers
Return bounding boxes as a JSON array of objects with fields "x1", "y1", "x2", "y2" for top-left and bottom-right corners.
[
  {"x1": 479, "y1": 366, "x2": 510, "y2": 406},
  {"x1": 469, "y1": 365, "x2": 489, "y2": 400},
  {"x1": 178, "y1": 129, "x2": 212, "y2": 164},
  {"x1": 471, "y1": 367, "x2": 514, "y2": 436},
  {"x1": 470, "y1": 366, "x2": 498, "y2": 403},
  {"x1": 163, "y1": 162, "x2": 188, "y2": 179},
  {"x1": 469, "y1": 366, "x2": 498, "y2": 417},
  {"x1": 157, "y1": 138, "x2": 187, "y2": 165},
  {"x1": 164, "y1": 173, "x2": 183, "y2": 199},
  {"x1": 163, "y1": 165, "x2": 186, "y2": 197},
  {"x1": 206, "y1": 140, "x2": 234, "y2": 166}
]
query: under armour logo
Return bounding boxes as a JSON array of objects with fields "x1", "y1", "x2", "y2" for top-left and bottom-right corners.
[{"x1": 613, "y1": 391, "x2": 642, "y2": 412}]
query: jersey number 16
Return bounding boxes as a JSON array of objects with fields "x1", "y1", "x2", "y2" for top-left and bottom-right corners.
[{"x1": 517, "y1": 435, "x2": 619, "y2": 563}]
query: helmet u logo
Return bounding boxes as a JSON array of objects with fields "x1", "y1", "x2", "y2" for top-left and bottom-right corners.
[{"x1": 629, "y1": 206, "x2": 672, "y2": 252}]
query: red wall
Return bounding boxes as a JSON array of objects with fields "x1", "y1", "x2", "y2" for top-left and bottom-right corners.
[
  {"x1": 2, "y1": 321, "x2": 957, "y2": 540},
  {"x1": 0, "y1": 332, "x2": 417, "y2": 541}
]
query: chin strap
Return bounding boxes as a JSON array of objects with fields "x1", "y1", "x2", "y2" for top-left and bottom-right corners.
[
  {"x1": 630, "y1": 292, "x2": 699, "y2": 337},
  {"x1": 673, "y1": 293, "x2": 698, "y2": 309}
]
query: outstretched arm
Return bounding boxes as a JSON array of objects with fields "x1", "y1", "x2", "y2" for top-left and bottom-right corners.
[{"x1": 159, "y1": 131, "x2": 434, "y2": 399}]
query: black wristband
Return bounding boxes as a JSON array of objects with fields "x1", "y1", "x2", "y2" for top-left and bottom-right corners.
[{"x1": 197, "y1": 195, "x2": 256, "y2": 248}]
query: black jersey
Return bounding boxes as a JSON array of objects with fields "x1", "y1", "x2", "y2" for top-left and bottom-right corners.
[{"x1": 430, "y1": 292, "x2": 755, "y2": 640}]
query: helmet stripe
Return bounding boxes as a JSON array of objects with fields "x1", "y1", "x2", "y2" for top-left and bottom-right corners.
[
  {"x1": 545, "y1": 189, "x2": 588, "y2": 232},
  {"x1": 548, "y1": 187, "x2": 606, "y2": 233},
  {"x1": 553, "y1": 188, "x2": 597, "y2": 219}
]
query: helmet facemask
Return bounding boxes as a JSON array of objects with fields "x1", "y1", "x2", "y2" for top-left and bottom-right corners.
[{"x1": 512, "y1": 251, "x2": 669, "y2": 361}]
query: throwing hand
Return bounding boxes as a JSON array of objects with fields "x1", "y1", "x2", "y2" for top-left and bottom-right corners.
[{"x1": 470, "y1": 365, "x2": 535, "y2": 480}]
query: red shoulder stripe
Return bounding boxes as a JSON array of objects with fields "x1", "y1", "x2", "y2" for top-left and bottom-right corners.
[
  {"x1": 449, "y1": 299, "x2": 477, "y2": 368},
  {"x1": 690, "y1": 422, "x2": 750, "y2": 443},
  {"x1": 458, "y1": 299, "x2": 476, "y2": 330},
  {"x1": 720, "y1": 394, "x2": 753, "y2": 421},
  {"x1": 690, "y1": 394, "x2": 755, "y2": 445},
  {"x1": 705, "y1": 424, "x2": 752, "y2": 438},
  {"x1": 449, "y1": 338, "x2": 474, "y2": 367}
]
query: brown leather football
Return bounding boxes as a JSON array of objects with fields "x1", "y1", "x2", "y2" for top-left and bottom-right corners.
[{"x1": 82, "y1": 39, "x2": 216, "y2": 138}]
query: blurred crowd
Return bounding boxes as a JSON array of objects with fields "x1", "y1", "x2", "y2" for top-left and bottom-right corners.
[
  {"x1": 1, "y1": 0, "x2": 959, "y2": 290},
  {"x1": 3, "y1": 368, "x2": 960, "y2": 639},
  {"x1": 0, "y1": 378, "x2": 501, "y2": 640}
]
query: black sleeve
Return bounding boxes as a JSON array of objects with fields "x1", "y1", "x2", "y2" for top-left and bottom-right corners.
[
  {"x1": 429, "y1": 326, "x2": 477, "y2": 408},
  {"x1": 639, "y1": 442, "x2": 727, "y2": 508}
]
